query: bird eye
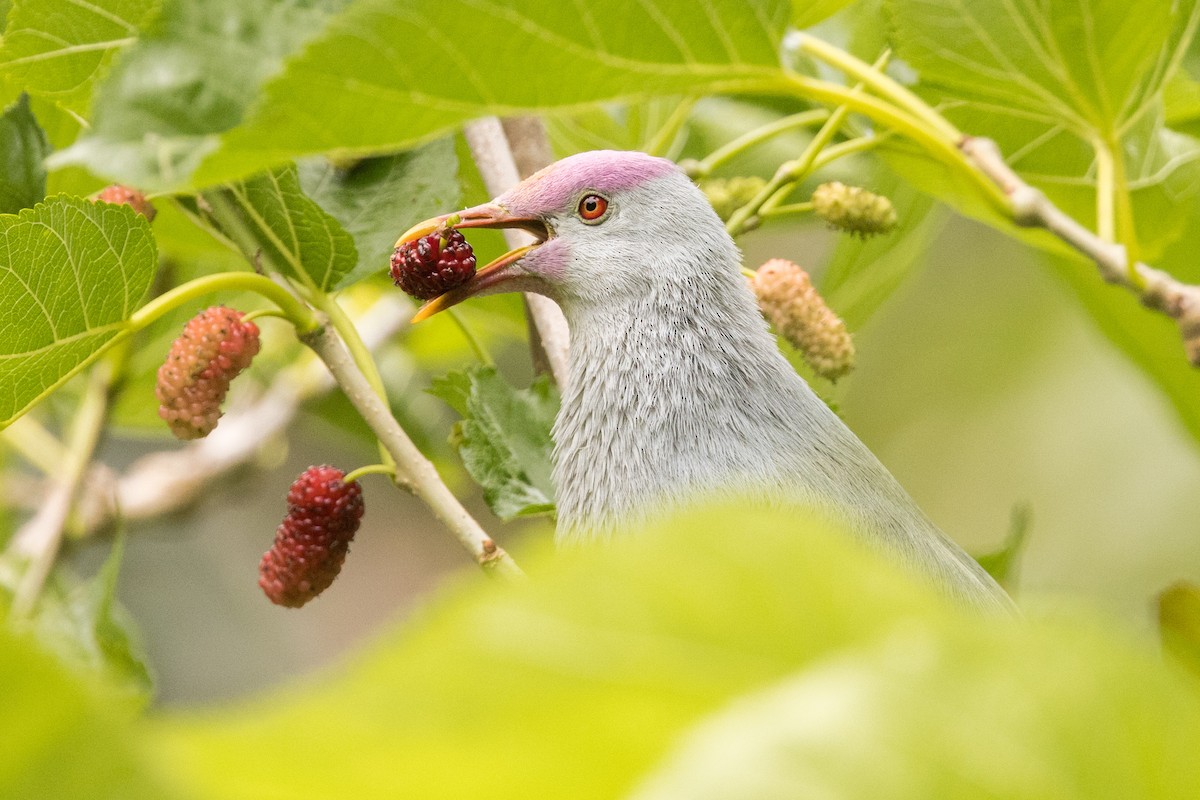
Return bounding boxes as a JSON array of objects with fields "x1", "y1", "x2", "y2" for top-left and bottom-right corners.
[{"x1": 577, "y1": 194, "x2": 609, "y2": 223}]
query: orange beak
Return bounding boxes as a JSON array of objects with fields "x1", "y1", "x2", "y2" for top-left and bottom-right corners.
[{"x1": 394, "y1": 203, "x2": 549, "y2": 322}]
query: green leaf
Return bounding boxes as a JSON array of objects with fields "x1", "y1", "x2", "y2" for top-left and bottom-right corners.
[
  {"x1": 50, "y1": 0, "x2": 349, "y2": 190},
  {"x1": 0, "y1": 628, "x2": 177, "y2": 799},
  {"x1": 202, "y1": 164, "x2": 357, "y2": 292},
  {"x1": 297, "y1": 138, "x2": 460, "y2": 288},
  {"x1": 195, "y1": 0, "x2": 791, "y2": 184},
  {"x1": 879, "y1": 0, "x2": 1200, "y2": 449},
  {"x1": 0, "y1": 94, "x2": 48, "y2": 213},
  {"x1": 429, "y1": 365, "x2": 557, "y2": 520},
  {"x1": 975, "y1": 504, "x2": 1031, "y2": 588},
  {"x1": 152, "y1": 505, "x2": 1200, "y2": 799},
  {"x1": 28, "y1": 532, "x2": 153, "y2": 701},
  {"x1": 886, "y1": 0, "x2": 1194, "y2": 137},
  {"x1": 0, "y1": 195, "x2": 156, "y2": 428},
  {"x1": 792, "y1": 0, "x2": 858, "y2": 29},
  {"x1": 1159, "y1": 582, "x2": 1200, "y2": 679},
  {"x1": 0, "y1": 0, "x2": 159, "y2": 114}
]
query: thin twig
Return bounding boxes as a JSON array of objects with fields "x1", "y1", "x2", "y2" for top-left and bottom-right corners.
[
  {"x1": 464, "y1": 117, "x2": 571, "y2": 387},
  {"x1": 301, "y1": 323, "x2": 524, "y2": 578},
  {"x1": 961, "y1": 136, "x2": 1200, "y2": 364},
  {"x1": 9, "y1": 357, "x2": 116, "y2": 617}
]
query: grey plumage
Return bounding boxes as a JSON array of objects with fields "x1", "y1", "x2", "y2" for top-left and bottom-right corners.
[{"x1": 408, "y1": 150, "x2": 1011, "y2": 611}]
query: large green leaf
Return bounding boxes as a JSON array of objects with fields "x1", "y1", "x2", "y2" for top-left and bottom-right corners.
[
  {"x1": 297, "y1": 138, "x2": 460, "y2": 287},
  {"x1": 194, "y1": 0, "x2": 791, "y2": 184},
  {"x1": 0, "y1": 0, "x2": 159, "y2": 114},
  {"x1": 0, "y1": 628, "x2": 178, "y2": 799},
  {"x1": 0, "y1": 195, "x2": 156, "y2": 427},
  {"x1": 429, "y1": 365, "x2": 557, "y2": 520},
  {"x1": 50, "y1": 0, "x2": 349, "y2": 191},
  {"x1": 200, "y1": 165, "x2": 357, "y2": 292},
  {"x1": 0, "y1": 93, "x2": 48, "y2": 213},
  {"x1": 146, "y1": 505, "x2": 1200, "y2": 799},
  {"x1": 886, "y1": 0, "x2": 1194, "y2": 138}
]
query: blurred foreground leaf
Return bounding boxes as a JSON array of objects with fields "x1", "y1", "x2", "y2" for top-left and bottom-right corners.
[
  {"x1": 0, "y1": 627, "x2": 176, "y2": 799},
  {"x1": 148, "y1": 505, "x2": 1200, "y2": 799}
]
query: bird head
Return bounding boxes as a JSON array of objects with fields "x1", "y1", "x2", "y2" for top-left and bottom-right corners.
[{"x1": 395, "y1": 150, "x2": 736, "y2": 321}]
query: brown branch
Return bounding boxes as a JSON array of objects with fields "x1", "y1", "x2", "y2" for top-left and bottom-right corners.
[
  {"x1": 463, "y1": 117, "x2": 572, "y2": 386},
  {"x1": 961, "y1": 136, "x2": 1200, "y2": 365},
  {"x1": 301, "y1": 322, "x2": 524, "y2": 579}
]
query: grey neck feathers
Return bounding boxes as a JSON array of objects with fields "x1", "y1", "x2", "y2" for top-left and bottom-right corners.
[{"x1": 550, "y1": 249, "x2": 1010, "y2": 611}]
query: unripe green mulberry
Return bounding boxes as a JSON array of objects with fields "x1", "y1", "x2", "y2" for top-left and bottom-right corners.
[
  {"x1": 156, "y1": 306, "x2": 261, "y2": 439},
  {"x1": 700, "y1": 176, "x2": 767, "y2": 222},
  {"x1": 752, "y1": 259, "x2": 855, "y2": 381},
  {"x1": 812, "y1": 182, "x2": 897, "y2": 237}
]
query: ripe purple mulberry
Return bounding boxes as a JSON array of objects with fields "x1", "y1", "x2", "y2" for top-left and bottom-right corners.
[
  {"x1": 258, "y1": 466, "x2": 364, "y2": 608},
  {"x1": 156, "y1": 306, "x2": 261, "y2": 440},
  {"x1": 390, "y1": 228, "x2": 476, "y2": 299},
  {"x1": 97, "y1": 184, "x2": 157, "y2": 222}
]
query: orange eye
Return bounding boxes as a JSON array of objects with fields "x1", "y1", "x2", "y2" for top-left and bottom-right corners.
[{"x1": 578, "y1": 194, "x2": 608, "y2": 222}]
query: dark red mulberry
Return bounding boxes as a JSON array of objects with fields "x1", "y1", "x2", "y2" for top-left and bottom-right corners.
[
  {"x1": 155, "y1": 306, "x2": 261, "y2": 440},
  {"x1": 258, "y1": 465, "x2": 364, "y2": 608},
  {"x1": 390, "y1": 228, "x2": 476, "y2": 300}
]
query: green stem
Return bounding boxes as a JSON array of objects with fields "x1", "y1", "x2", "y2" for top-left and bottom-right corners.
[
  {"x1": 810, "y1": 133, "x2": 892, "y2": 169},
  {"x1": 308, "y1": 291, "x2": 396, "y2": 471},
  {"x1": 1093, "y1": 135, "x2": 1141, "y2": 288},
  {"x1": 129, "y1": 271, "x2": 320, "y2": 334},
  {"x1": 1, "y1": 416, "x2": 67, "y2": 475},
  {"x1": 309, "y1": 292, "x2": 389, "y2": 403},
  {"x1": 762, "y1": 201, "x2": 814, "y2": 218},
  {"x1": 10, "y1": 355, "x2": 117, "y2": 618},
  {"x1": 727, "y1": 54, "x2": 890, "y2": 237},
  {"x1": 240, "y1": 308, "x2": 293, "y2": 325},
  {"x1": 343, "y1": 463, "x2": 397, "y2": 484},
  {"x1": 1094, "y1": 140, "x2": 1116, "y2": 244},
  {"x1": 780, "y1": 72, "x2": 1011, "y2": 215},
  {"x1": 795, "y1": 33, "x2": 962, "y2": 141},
  {"x1": 448, "y1": 309, "x2": 495, "y2": 367},
  {"x1": 692, "y1": 109, "x2": 832, "y2": 178}
]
